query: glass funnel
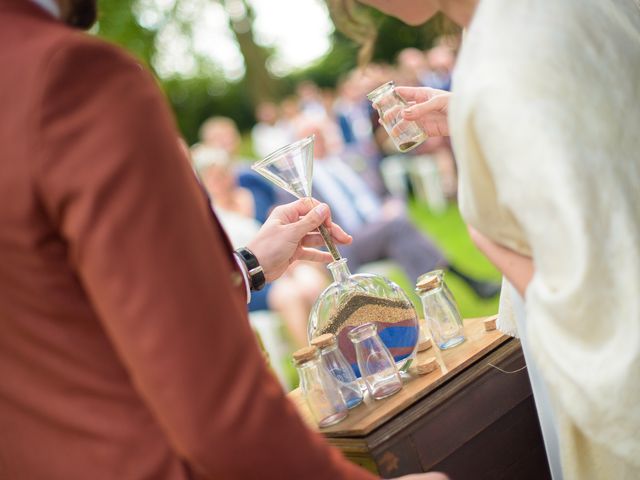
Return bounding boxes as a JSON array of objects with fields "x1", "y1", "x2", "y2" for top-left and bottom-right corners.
[
  {"x1": 252, "y1": 135, "x2": 341, "y2": 260},
  {"x1": 308, "y1": 259, "x2": 420, "y2": 378}
]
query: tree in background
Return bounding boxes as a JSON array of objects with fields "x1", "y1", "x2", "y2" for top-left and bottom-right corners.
[{"x1": 94, "y1": 0, "x2": 457, "y2": 145}]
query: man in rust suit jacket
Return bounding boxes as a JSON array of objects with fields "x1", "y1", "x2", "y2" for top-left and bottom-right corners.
[{"x1": 0, "y1": 1, "x2": 421, "y2": 479}]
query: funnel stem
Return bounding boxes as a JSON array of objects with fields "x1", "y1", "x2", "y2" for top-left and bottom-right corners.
[{"x1": 318, "y1": 224, "x2": 342, "y2": 261}]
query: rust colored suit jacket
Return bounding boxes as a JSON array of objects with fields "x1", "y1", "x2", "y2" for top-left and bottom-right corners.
[{"x1": 0, "y1": 2, "x2": 377, "y2": 479}]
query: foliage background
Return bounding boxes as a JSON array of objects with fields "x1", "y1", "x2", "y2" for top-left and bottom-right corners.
[{"x1": 95, "y1": 0, "x2": 456, "y2": 144}]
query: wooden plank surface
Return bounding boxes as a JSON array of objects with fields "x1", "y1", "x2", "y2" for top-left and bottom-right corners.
[{"x1": 288, "y1": 315, "x2": 508, "y2": 437}]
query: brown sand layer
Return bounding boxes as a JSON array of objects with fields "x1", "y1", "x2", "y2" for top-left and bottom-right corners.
[{"x1": 319, "y1": 293, "x2": 416, "y2": 336}]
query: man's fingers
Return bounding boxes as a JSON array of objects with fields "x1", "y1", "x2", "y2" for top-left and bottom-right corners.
[
  {"x1": 328, "y1": 223, "x2": 352, "y2": 244},
  {"x1": 270, "y1": 198, "x2": 320, "y2": 223},
  {"x1": 289, "y1": 203, "x2": 330, "y2": 239},
  {"x1": 294, "y1": 247, "x2": 334, "y2": 263},
  {"x1": 301, "y1": 233, "x2": 325, "y2": 247},
  {"x1": 301, "y1": 226, "x2": 353, "y2": 247}
]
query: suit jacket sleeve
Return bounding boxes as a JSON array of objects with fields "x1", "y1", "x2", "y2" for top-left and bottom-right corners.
[{"x1": 32, "y1": 35, "x2": 377, "y2": 480}]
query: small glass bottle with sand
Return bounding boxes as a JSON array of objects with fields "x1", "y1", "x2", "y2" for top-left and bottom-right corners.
[
  {"x1": 348, "y1": 323, "x2": 403, "y2": 400},
  {"x1": 311, "y1": 333, "x2": 364, "y2": 409},
  {"x1": 293, "y1": 346, "x2": 348, "y2": 428},
  {"x1": 416, "y1": 269, "x2": 465, "y2": 350},
  {"x1": 367, "y1": 80, "x2": 427, "y2": 153}
]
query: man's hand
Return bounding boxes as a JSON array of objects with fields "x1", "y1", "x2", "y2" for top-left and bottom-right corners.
[
  {"x1": 396, "y1": 86, "x2": 451, "y2": 137},
  {"x1": 247, "y1": 198, "x2": 352, "y2": 282}
]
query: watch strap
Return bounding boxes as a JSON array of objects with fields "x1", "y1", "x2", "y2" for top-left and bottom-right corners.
[{"x1": 234, "y1": 247, "x2": 266, "y2": 291}]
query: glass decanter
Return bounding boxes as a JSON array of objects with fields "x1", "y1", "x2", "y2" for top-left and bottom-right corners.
[{"x1": 308, "y1": 259, "x2": 420, "y2": 378}]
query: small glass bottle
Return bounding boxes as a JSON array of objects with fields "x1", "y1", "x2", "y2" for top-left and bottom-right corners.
[
  {"x1": 348, "y1": 323, "x2": 403, "y2": 400},
  {"x1": 311, "y1": 333, "x2": 364, "y2": 409},
  {"x1": 367, "y1": 80, "x2": 427, "y2": 153},
  {"x1": 293, "y1": 346, "x2": 348, "y2": 428},
  {"x1": 416, "y1": 269, "x2": 465, "y2": 350}
]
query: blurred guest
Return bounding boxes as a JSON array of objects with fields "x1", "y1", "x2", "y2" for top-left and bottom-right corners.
[
  {"x1": 200, "y1": 116, "x2": 277, "y2": 223},
  {"x1": 297, "y1": 123, "x2": 499, "y2": 298},
  {"x1": 251, "y1": 101, "x2": 293, "y2": 159},
  {"x1": 397, "y1": 47, "x2": 430, "y2": 87},
  {"x1": 295, "y1": 81, "x2": 344, "y2": 155},
  {"x1": 192, "y1": 146, "x2": 328, "y2": 349},
  {"x1": 423, "y1": 45, "x2": 455, "y2": 91},
  {"x1": 334, "y1": 70, "x2": 385, "y2": 194},
  {"x1": 296, "y1": 80, "x2": 327, "y2": 121}
]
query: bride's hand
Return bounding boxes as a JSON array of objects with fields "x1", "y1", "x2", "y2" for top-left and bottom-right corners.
[{"x1": 395, "y1": 86, "x2": 451, "y2": 137}]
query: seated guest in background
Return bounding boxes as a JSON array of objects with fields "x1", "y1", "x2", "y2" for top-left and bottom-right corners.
[
  {"x1": 297, "y1": 122, "x2": 500, "y2": 299},
  {"x1": 251, "y1": 101, "x2": 294, "y2": 159},
  {"x1": 200, "y1": 116, "x2": 276, "y2": 223},
  {"x1": 334, "y1": 70, "x2": 386, "y2": 195},
  {"x1": 423, "y1": 45, "x2": 455, "y2": 92},
  {"x1": 397, "y1": 47, "x2": 431, "y2": 87},
  {"x1": 192, "y1": 145, "x2": 327, "y2": 348}
]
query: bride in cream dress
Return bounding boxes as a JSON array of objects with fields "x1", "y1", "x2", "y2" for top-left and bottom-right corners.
[{"x1": 328, "y1": 0, "x2": 640, "y2": 478}]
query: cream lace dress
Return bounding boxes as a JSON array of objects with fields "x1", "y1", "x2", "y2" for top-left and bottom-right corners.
[{"x1": 450, "y1": 0, "x2": 640, "y2": 478}]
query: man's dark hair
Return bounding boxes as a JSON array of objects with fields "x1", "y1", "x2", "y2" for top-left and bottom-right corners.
[{"x1": 66, "y1": 0, "x2": 97, "y2": 29}]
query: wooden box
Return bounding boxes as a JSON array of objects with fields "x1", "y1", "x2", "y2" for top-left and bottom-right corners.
[{"x1": 288, "y1": 317, "x2": 551, "y2": 479}]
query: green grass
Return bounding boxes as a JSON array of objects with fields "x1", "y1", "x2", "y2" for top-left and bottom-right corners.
[{"x1": 390, "y1": 200, "x2": 501, "y2": 319}]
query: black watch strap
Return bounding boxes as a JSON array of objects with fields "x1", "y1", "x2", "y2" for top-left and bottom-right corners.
[{"x1": 235, "y1": 247, "x2": 266, "y2": 292}]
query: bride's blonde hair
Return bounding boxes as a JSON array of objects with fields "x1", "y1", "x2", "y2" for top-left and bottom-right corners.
[{"x1": 325, "y1": 0, "x2": 377, "y2": 65}]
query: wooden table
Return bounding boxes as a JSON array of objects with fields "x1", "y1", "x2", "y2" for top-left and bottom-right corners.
[{"x1": 288, "y1": 317, "x2": 551, "y2": 479}]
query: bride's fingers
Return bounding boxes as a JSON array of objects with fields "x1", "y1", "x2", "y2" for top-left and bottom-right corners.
[
  {"x1": 381, "y1": 104, "x2": 404, "y2": 126},
  {"x1": 395, "y1": 86, "x2": 433, "y2": 103}
]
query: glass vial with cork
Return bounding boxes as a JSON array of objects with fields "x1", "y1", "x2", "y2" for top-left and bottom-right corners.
[
  {"x1": 348, "y1": 323, "x2": 403, "y2": 400},
  {"x1": 367, "y1": 80, "x2": 427, "y2": 153},
  {"x1": 311, "y1": 333, "x2": 364, "y2": 409},
  {"x1": 416, "y1": 269, "x2": 465, "y2": 350},
  {"x1": 293, "y1": 346, "x2": 348, "y2": 428}
]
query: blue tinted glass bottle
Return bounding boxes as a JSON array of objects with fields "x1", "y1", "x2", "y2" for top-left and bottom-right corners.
[
  {"x1": 311, "y1": 333, "x2": 364, "y2": 409},
  {"x1": 293, "y1": 346, "x2": 348, "y2": 428}
]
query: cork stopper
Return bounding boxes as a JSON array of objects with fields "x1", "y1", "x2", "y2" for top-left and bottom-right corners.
[
  {"x1": 484, "y1": 317, "x2": 498, "y2": 332},
  {"x1": 310, "y1": 333, "x2": 336, "y2": 349},
  {"x1": 412, "y1": 357, "x2": 439, "y2": 375},
  {"x1": 293, "y1": 346, "x2": 318, "y2": 365},
  {"x1": 416, "y1": 273, "x2": 441, "y2": 293},
  {"x1": 409, "y1": 357, "x2": 440, "y2": 375},
  {"x1": 417, "y1": 337, "x2": 433, "y2": 352}
]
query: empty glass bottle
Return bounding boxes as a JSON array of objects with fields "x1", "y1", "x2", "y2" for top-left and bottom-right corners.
[
  {"x1": 367, "y1": 80, "x2": 427, "y2": 153},
  {"x1": 308, "y1": 259, "x2": 420, "y2": 378},
  {"x1": 311, "y1": 333, "x2": 364, "y2": 409},
  {"x1": 348, "y1": 323, "x2": 403, "y2": 400},
  {"x1": 416, "y1": 269, "x2": 465, "y2": 350},
  {"x1": 293, "y1": 346, "x2": 348, "y2": 428}
]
